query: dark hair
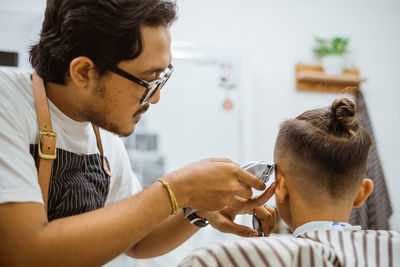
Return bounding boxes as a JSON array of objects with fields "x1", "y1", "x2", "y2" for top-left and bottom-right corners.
[
  {"x1": 275, "y1": 98, "x2": 372, "y2": 197},
  {"x1": 30, "y1": 0, "x2": 177, "y2": 84}
]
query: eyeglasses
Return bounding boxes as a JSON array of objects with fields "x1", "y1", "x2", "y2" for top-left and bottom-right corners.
[{"x1": 107, "y1": 64, "x2": 174, "y2": 105}]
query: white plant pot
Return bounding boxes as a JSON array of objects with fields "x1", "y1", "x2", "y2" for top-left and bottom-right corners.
[{"x1": 321, "y1": 55, "x2": 345, "y2": 75}]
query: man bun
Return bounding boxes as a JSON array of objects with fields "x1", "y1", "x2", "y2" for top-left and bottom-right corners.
[{"x1": 330, "y1": 98, "x2": 359, "y2": 137}]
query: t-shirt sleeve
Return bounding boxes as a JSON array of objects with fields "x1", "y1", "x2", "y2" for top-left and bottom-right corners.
[
  {"x1": 104, "y1": 134, "x2": 143, "y2": 206},
  {"x1": 0, "y1": 77, "x2": 43, "y2": 205}
]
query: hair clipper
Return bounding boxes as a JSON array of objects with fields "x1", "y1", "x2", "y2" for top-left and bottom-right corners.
[{"x1": 241, "y1": 161, "x2": 275, "y2": 236}]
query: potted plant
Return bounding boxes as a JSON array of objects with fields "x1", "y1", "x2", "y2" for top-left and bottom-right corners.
[{"x1": 313, "y1": 37, "x2": 349, "y2": 75}]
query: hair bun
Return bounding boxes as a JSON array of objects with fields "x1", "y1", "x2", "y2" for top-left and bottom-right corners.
[{"x1": 330, "y1": 98, "x2": 358, "y2": 132}]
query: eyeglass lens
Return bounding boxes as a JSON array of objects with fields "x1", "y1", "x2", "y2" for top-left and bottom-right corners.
[{"x1": 141, "y1": 66, "x2": 173, "y2": 104}]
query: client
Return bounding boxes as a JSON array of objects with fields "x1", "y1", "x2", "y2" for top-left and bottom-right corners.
[{"x1": 179, "y1": 98, "x2": 399, "y2": 267}]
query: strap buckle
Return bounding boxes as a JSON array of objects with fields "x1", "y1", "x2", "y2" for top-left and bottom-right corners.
[{"x1": 38, "y1": 131, "x2": 57, "y2": 159}]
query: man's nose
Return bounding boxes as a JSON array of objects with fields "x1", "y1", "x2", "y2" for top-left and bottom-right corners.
[{"x1": 149, "y1": 89, "x2": 161, "y2": 104}]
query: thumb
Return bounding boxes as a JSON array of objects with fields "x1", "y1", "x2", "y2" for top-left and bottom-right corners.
[{"x1": 213, "y1": 219, "x2": 259, "y2": 237}]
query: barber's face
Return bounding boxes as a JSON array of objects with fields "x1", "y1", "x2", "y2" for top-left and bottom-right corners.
[{"x1": 84, "y1": 25, "x2": 172, "y2": 136}]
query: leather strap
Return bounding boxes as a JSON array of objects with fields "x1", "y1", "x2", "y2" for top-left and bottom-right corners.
[
  {"x1": 92, "y1": 124, "x2": 112, "y2": 177},
  {"x1": 32, "y1": 72, "x2": 57, "y2": 211},
  {"x1": 32, "y1": 73, "x2": 111, "y2": 212}
]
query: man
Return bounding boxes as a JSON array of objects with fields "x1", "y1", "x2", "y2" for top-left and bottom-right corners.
[{"x1": 0, "y1": 0, "x2": 276, "y2": 265}]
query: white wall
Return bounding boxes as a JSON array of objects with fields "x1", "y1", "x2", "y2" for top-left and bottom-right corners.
[
  {"x1": 1, "y1": 0, "x2": 399, "y2": 230},
  {"x1": 0, "y1": 0, "x2": 45, "y2": 10}
]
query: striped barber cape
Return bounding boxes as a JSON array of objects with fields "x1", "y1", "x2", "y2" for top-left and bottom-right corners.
[{"x1": 178, "y1": 230, "x2": 400, "y2": 267}]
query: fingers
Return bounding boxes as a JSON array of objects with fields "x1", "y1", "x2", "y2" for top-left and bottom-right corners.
[
  {"x1": 219, "y1": 207, "x2": 237, "y2": 221},
  {"x1": 205, "y1": 157, "x2": 239, "y2": 166},
  {"x1": 211, "y1": 215, "x2": 259, "y2": 237},
  {"x1": 254, "y1": 206, "x2": 277, "y2": 236},
  {"x1": 227, "y1": 195, "x2": 246, "y2": 210},
  {"x1": 251, "y1": 182, "x2": 276, "y2": 206},
  {"x1": 235, "y1": 168, "x2": 266, "y2": 191},
  {"x1": 234, "y1": 185, "x2": 253, "y2": 200},
  {"x1": 181, "y1": 158, "x2": 266, "y2": 211},
  {"x1": 239, "y1": 182, "x2": 277, "y2": 212},
  {"x1": 265, "y1": 206, "x2": 277, "y2": 235}
]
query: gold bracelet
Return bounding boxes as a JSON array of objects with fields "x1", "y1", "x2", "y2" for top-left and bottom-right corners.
[{"x1": 157, "y1": 178, "x2": 179, "y2": 215}]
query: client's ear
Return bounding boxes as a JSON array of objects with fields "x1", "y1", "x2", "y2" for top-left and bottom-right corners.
[
  {"x1": 353, "y1": 178, "x2": 374, "y2": 208},
  {"x1": 275, "y1": 173, "x2": 289, "y2": 203}
]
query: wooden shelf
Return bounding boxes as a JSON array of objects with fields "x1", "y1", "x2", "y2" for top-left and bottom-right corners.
[{"x1": 296, "y1": 64, "x2": 365, "y2": 94}]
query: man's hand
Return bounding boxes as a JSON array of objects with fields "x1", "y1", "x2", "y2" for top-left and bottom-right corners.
[
  {"x1": 231, "y1": 182, "x2": 276, "y2": 214},
  {"x1": 196, "y1": 183, "x2": 277, "y2": 237},
  {"x1": 197, "y1": 207, "x2": 258, "y2": 237},
  {"x1": 164, "y1": 158, "x2": 266, "y2": 211},
  {"x1": 254, "y1": 205, "x2": 277, "y2": 237}
]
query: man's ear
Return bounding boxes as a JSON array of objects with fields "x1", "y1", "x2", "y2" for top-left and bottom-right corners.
[
  {"x1": 69, "y1": 56, "x2": 96, "y2": 88},
  {"x1": 353, "y1": 178, "x2": 374, "y2": 208},
  {"x1": 275, "y1": 172, "x2": 288, "y2": 204}
]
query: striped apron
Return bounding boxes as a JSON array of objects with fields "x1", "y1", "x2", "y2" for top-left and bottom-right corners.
[{"x1": 30, "y1": 145, "x2": 111, "y2": 221}]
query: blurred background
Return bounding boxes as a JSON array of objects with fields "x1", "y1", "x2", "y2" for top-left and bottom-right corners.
[{"x1": 1, "y1": 0, "x2": 399, "y2": 266}]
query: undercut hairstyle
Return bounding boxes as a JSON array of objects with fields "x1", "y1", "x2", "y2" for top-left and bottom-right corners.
[
  {"x1": 275, "y1": 98, "x2": 372, "y2": 198},
  {"x1": 30, "y1": 0, "x2": 177, "y2": 85}
]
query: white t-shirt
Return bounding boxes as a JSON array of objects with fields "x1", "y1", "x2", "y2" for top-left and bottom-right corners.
[{"x1": 0, "y1": 68, "x2": 142, "y2": 265}]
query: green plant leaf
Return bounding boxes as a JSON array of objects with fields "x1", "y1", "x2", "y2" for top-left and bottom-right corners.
[{"x1": 313, "y1": 36, "x2": 348, "y2": 56}]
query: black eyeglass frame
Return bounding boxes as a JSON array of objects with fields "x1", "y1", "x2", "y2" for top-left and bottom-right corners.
[{"x1": 107, "y1": 64, "x2": 174, "y2": 105}]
